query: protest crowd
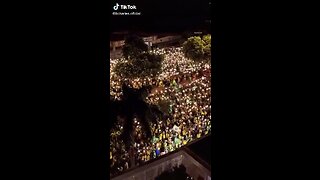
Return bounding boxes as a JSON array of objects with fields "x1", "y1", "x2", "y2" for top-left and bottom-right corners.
[{"x1": 110, "y1": 47, "x2": 211, "y2": 177}]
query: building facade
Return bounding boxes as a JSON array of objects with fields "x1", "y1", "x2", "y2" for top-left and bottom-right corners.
[{"x1": 110, "y1": 35, "x2": 182, "y2": 53}]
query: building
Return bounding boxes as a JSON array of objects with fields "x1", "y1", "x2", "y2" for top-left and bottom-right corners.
[
  {"x1": 111, "y1": 136, "x2": 211, "y2": 180},
  {"x1": 109, "y1": 32, "x2": 183, "y2": 59}
]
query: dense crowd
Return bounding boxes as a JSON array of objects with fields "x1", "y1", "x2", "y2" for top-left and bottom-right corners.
[
  {"x1": 110, "y1": 47, "x2": 210, "y2": 100},
  {"x1": 110, "y1": 47, "x2": 211, "y2": 177}
]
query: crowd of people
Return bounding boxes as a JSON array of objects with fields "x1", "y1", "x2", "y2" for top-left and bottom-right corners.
[
  {"x1": 110, "y1": 47, "x2": 210, "y2": 101},
  {"x1": 110, "y1": 47, "x2": 211, "y2": 177}
]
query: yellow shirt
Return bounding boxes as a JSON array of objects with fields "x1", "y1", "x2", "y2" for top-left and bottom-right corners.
[{"x1": 183, "y1": 140, "x2": 187, "y2": 145}]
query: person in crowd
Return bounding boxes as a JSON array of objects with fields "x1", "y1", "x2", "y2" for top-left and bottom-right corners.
[{"x1": 110, "y1": 47, "x2": 211, "y2": 176}]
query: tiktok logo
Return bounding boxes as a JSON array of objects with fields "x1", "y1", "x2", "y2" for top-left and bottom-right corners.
[{"x1": 113, "y1": 3, "x2": 119, "y2": 10}]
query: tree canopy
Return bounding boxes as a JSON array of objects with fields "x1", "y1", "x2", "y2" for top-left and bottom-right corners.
[
  {"x1": 109, "y1": 84, "x2": 163, "y2": 149},
  {"x1": 182, "y1": 34, "x2": 211, "y2": 61},
  {"x1": 122, "y1": 35, "x2": 148, "y2": 59},
  {"x1": 115, "y1": 35, "x2": 163, "y2": 79},
  {"x1": 114, "y1": 52, "x2": 163, "y2": 79},
  {"x1": 155, "y1": 165, "x2": 190, "y2": 180}
]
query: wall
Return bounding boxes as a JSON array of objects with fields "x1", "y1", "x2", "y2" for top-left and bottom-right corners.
[
  {"x1": 110, "y1": 35, "x2": 182, "y2": 52},
  {"x1": 111, "y1": 149, "x2": 211, "y2": 180}
]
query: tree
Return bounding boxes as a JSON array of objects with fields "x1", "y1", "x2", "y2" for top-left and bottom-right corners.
[
  {"x1": 203, "y1": 34, "x2": 211, "y2": 59},
  {"x1": 202, "y1": 34, "x2": 211, "y2": 45},
  {"x1": 157, "y1": 100, "x2": 171, "y2": 115},
  {"x1": 115, "y1": 34, "x2": 164, "y2": 79},
  {"x1": 182, "y1": 36, "x2": 205, "y2": 61},
  {"x1": 182, "y1": 35, "x2": 211, "y2": 61},
  {"x1": 114, "y1": 52, "x2": 164, "y2": 79},
  {"x1": 122, "y1": 35, "x2": 148, "y2": 59},
  {"x1": 109, "y1": 84, "x2": 163, "y2": 150},
  {"x1": 155, "y1": 165, "x2": 190, "y2": 180}
]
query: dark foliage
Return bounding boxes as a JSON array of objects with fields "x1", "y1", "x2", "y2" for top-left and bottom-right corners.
[
  {"x1": 114, "y1": 52, "x2": 163, "y2": 79},
  {"x1": 109, "y1": 84, "x2": 164, "y2": 149},
  {"x1": 155, "y1": 165, "x2": 192, "y2": 180},
  {"x1": 122, "y1": 35, "x2": 148, "y2": 59},
  {"x1": 182, "y1": 35, "x2": 211, "y2": 61}
]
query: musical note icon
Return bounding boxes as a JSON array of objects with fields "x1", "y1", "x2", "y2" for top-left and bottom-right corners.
[{"x1": 113, "y1": 3, "x2": 119, "y2": 10}]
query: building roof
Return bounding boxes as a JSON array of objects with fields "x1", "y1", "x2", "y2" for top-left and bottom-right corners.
[
  {"x1": 188, "y1": 134, "x2": 211, "y2": 166},
  {"x1": 110, "y1": 134, "x2": 211, "y2": 180}
]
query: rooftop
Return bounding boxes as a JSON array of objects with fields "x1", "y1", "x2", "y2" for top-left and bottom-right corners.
[
  {"x1": 111, "y1": 134, "x2": 211, "y2": 180},
  {"x1": 188, "y1": 134, "x2": 211, "y2": 166}
]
